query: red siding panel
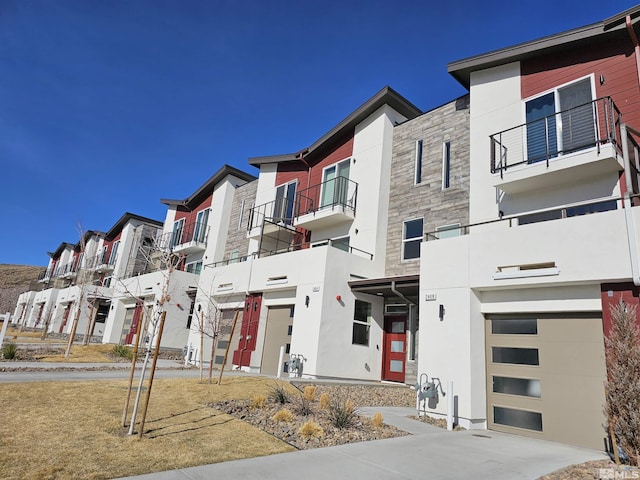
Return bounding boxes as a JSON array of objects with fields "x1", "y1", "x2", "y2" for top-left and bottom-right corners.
[{"x1": 521, "y1": 39, "x2": 640, "y2": 131}]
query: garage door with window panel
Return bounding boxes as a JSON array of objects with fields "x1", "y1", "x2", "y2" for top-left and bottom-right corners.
[{"x1": 485, "y1": 315, "x2": 606, "y2": 449}]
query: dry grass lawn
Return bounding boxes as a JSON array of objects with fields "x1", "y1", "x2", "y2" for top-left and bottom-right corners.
[
  {"x1": 40, "y1": 344, "x2": 118, "y2": 363},
  {"x1": 0, "y1": 377, "x2": 295, "y2": 479}
]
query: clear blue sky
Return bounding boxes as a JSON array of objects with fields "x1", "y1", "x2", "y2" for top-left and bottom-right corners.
[{"x1": 0, "y1": 0, "x2": 635, "y2": 266}]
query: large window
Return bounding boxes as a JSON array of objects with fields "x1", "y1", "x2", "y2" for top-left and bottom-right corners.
[
  {"x1": 194, "y1": 208, "x2": 210, "y2": 243},
  {"x1": 352, "y1": 300, "x2": 371, "y2": 346},
  {"x1": 171, "y1": 218, "x2": 185, "y2": 248},
  {"x1": 108, "y1": 240, "x2": 120, "y2": 265},
  {"x1": 402, "y1": 218, "x2": 423, "y2": 260},
  {"x1": 321, "y1": 159, "x2": 350, "y2": 208},
  {"x1": 186, "y1": 261, "x2": 203, "y2": 275},
  {"x1": 525, "y1": 77, "x2": 595, "y2": 164},
  {"x1": 274, "y1": 181, "x2": 296, "y2": 225}
]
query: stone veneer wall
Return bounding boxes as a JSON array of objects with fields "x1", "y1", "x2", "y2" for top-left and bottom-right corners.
[
  {"x1": 222, "y1": 180, "x2": 258, "y2": 261},
  {"x1": 385, "y1": 95, "x2": 470, "y2": 277}
]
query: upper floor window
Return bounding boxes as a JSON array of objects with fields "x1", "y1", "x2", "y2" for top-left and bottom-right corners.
[
  {"x1": 186, "y1": 261, "x2": 203, "y2": 275},
  {"x1": 442, "y1": 141, "x2": 451, "y2": 189},
  {"x1": 274, "y1": 181, "x2": 296, "y2": 225},
  {"x1": 402, "y1": 218, "x2": 423, "y2": 260},
  {"x1": 194, "y1": 208, "x2": 210, "y2": 243},
  {"x1": 525, "y1": 76, "x2": 595, "y2": 164},
  {"x1": 415, "y1": 140, "x2": 423, "y2": 185},
  {"x1": 321, "y1": 159, "x2": 351, "y2": 209},
  {"x1": 171, "y1": 218, "x2": 185, "y2": 248},
  {"x1": 108, "y1": 240, "x2": 120, "y2": 265}
]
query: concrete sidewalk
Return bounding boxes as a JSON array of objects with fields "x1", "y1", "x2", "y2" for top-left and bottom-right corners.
[
  {"x1": 116, "y1": 407, "x2": 608, "y2": 480},
  {"x1": 0, "y1": 359, "x2": 184, "y2": 369}
]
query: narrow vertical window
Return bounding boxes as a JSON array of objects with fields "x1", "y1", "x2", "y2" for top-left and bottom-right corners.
[
  {"x1": 442, "y1": 141, "x2": 451, "y2": 189},
  {"x1": 238, "y1": 199, "x2": 246, "y2": 230},
  {"x1": 415, "y1": 140, "x2": 423, "y2": 185}
]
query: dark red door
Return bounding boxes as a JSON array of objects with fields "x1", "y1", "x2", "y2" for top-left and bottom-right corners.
[
  {"x1": 382, "y1": 316, "x2": 407, "y2": 383},
  {"x1": 124, "y1": 303, "x2": 143, "y2": 345},
  {"x1": 59, "y1": 304, "x2": 71, "y2": 333},
  {"x1": 232, "y1": 293, "x2": 262, "y2": 367}
]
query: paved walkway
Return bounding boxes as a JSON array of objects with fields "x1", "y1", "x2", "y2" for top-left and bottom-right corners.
[{"x1": 117, "y1": 407, "x2": 608, "y2": 480}]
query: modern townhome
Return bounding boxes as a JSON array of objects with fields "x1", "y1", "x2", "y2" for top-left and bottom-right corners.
[
  {"x1": 105, "y1": 165, "x2": 256, "y2": 351},
  {"x1": 189, "y1": 86, "x2": 441, "y2": 382},
  {"x1": 419, "y1": 5, "x2": 640, "y2": 449}
]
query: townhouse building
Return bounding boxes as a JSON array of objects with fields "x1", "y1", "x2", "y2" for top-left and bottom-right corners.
[
  {"x1": 419, "y1": 6, "x2": 640, "y2": 449},
  {"x1": 105, "y1": 165, "x2": 256, "y2": 351}
]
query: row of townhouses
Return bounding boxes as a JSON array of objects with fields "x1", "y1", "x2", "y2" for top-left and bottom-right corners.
[{"x1": 12, "y1": 6, "x2": 640, "y2": 450}]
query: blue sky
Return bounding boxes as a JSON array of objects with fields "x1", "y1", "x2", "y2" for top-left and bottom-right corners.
[{"x1": 0, "y1": 0, "x2": 636, "y2": 266}]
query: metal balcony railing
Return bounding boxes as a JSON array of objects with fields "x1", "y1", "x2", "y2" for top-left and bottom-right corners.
[
  {"x1": 490, "y1": 97, "x2": 622, "y2": 177},
  {"x1": 156, "y1": 221, "x2": 210, "y2": 250},
  {"x1": 295, "y1": 176, "x2": 358, "y2": 218},
  {"x1": 248, "y1": 198, "x2": 296, "y2": 230}
]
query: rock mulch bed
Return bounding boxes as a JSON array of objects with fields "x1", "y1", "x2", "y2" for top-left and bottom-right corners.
[
  {"x1": 539, "y1": 460, "x2": 637, "y2": 479},
  {"x1": 212, "y1": 383, "x2": 416, "y2": 450}
]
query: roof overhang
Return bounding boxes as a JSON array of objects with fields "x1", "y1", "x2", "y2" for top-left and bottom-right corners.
[
  {"x1": 161, "y1": 164, "x2": 257, "y2": 209},
  {"x1": 105, "y1": 212, "x2": 163, "y2": 241},
  {"x1": 448, "y1": 6, "x2": 640, "y2": 89},
  {"x1": 249, "y1": 86, "x2": 422, "y2": 167},
  {"x1": 349, "y1": 274, "x2": 419, "y2": 301}
]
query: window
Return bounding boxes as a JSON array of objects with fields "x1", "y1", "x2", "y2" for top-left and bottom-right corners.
[
  {"x1": 352, "y1": 300, "x2": 371, "y2": 346},
  {"x1": 186, "y1": 297, "x2": 196, "y2": 329},
  {"x1": 186, "y1": 261, "x2": 203, "y2": 275},
  {"x1": 194, "y1": 208, "x2": 210, "y2": 243},
  {"x1": 436, "y1": 223, "x2": 461, "y2": 239},
  {"x1": 274, "y1": 181, "x2": 296, "y2": 225},
  {"x1": 331, "y1": 236, "x2": 350, "y2": 252},
  {"x1": 442, "y1": 141, "x2": 451, "y2": 189},
  {"x1": 108, "y1": 240, "x2": 120, "y2": 265},
  {"x1": 402, "y1": 218, "x2": 423, "y2": 260},
  {"x1": 414, "y1": 140, "x2": 423, "y2": 185},
  {"x1": 99, "y1": 246, "x2": 108, "y2": 264},
  {"x1": 321, "y1": 159, "x2": 350, "y2": 208},
  {"x1": 238, "y1": 199, "x2": 246, "y2": 230},
  {"x1": 525, "y1": 76, "x2": 595, "y2": 164},
  {"x1": 171, "y1": 218, "x2": 185, "y2": 248}
]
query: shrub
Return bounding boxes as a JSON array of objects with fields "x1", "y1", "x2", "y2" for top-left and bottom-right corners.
[
  {"x1": 371, "y1": 412, "x2": 384, "y2": 429},
  {"x1": 272, "y1": 408, "x2": 294, "y2": 423},
  {"x1": 298, "y1": 420, "x2": 324, "y2": 439},
  {"x1": 293, "y1": 392, "x2": 313, "y2": 416},
  {"x1": 326, "y1": 395, "x2": 359, "y2": 429},
  {"x1": 251, "y1": 394, "x2": 266, "y2": 409},
  {"x1": 319, "y1": 392, "x2": 331, "y2": 410},
  {"x1": 268, "y1": 382, "x2": 289, "y2": 404},
  {"x1": 111, "y1": 344, "x2": 133, "y2": 360},
  {"x1": 303, "y1": 385, "x2": 317, "y2": 402},
  {"x1": 605, "y1": 302, "x2": 640, "y2": 466},
  {"x1": 1, "y1": 342, "x2": 18, "y2": 360}
]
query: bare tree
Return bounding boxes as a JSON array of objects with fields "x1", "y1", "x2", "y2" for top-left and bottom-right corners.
[{"x1": 605, "y1": 301, "x2": 640, "y2": 466}]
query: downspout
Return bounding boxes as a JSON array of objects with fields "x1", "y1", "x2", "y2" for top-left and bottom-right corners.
[
  {"x1": 625, "y1": 15, "x2": 640, "y2": 92},
  {"x1": 391, "y1": 280, "x2": 416, "y2": 306},
  {"x1": 621, "y1": 122, "x2": 640, "y2": 286}
]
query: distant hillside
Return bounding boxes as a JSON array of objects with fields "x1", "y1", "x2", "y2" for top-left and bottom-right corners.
[{"x1": 0, "y1": 264, "x2": 45, "y2": 314}]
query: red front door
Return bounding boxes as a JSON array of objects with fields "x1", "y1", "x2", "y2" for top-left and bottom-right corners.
[
  {"x1": 59, "y1": 304, "x2": 71, "y2": 333},
  {"x1": 232, "y1": 293, "x2": 262, "y2": 367},
  {"x1": 124, "y1": 303, "x2": 143, "y2": 345},
  {"x1": 382, "y1": 316, "x2": 407, "y2": 383}
]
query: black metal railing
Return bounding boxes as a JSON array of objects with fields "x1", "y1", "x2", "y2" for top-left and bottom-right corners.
[
  {"x1": 490, "y1": 97, "x2": 621, "y2": 177},
  {"x1": 294, "y1": 176, "x2": 358, "y2": 218},
  {"x1": 156, "y1": 221, "x2": 210, "y2": 250},
  {"x1": 248, "y1": 197, "x2": 297, "y2": 230}
]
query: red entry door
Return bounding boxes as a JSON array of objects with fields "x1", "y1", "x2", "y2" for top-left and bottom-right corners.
[
  {"x1": 232, "y1": 293, "x2": 262, "y2": 367},
  {"x1": 124, "y1": 303, "x2": 143, "y2": 345},
  {"x1": 382, "y1": 316, "x2": 407, "y2": 383},
  {"x1": 59, "y1": 304, "x2": 72, "y2": 333}
]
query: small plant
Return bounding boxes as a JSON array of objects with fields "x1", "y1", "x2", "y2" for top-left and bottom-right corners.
[
  {"x1": 251, "y1": 394, "x2": 266, "y2": 409},
  {"x1": 319, "y1": 392, "x2": 331, "y2": 410},
  {"x1": 111, "y1": 344, "x2": 133, "y2": 360},
  {"x1": 371, "y1": 412, "x2": 384, "y2": 429},
  {"x1": 293, "y1": 392, "x2": 314, "y2": 416},
  {"x1": 326, "y1": 395, "x2": 359, "y2": 429},
  {"x1": 268, "y1": 381, "x2": 289, "y2": 404},
  {"x1": 303, "y1": 385, "x2": 317, "y2": 402},
  {"x1": 1, "y1": 342, "x2": 18, "y2": 360},
  {"x1": 272, "y1": 408, "x2": 294, "y2": 423},
  {"x1": 298, "y1": 420, "x2": 324, "y2": 439}
]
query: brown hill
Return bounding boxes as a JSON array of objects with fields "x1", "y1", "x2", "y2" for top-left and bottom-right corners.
[{"x1": 0, "y1": 264, "x2": 45, "y2": 314}]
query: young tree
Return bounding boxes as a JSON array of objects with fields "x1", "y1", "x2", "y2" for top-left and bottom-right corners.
[{"x1": 605, "y1": 301, "x2": 640, "y2": 466}]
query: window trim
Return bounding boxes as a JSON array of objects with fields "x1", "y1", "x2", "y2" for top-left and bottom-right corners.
[
  {"x1": 402, "y1": 217, "x2": 424, "y2": 261},
  {"x1": 352, "y1": 299, "x2": 372, "y2": 346},
  {"x1": 108, "y1": 240, "x2": 120, "y2": 265},
  {"x1": 194, "y1": 208, "x2": 210, "y2": 243},
  {"x1": 320, "y1": 157, "x2": 351, "y2": 208}
]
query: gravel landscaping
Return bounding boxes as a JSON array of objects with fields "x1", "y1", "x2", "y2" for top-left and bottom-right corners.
[{"x1": 212, "y1": 382, "x2": 417, "y2": 450}]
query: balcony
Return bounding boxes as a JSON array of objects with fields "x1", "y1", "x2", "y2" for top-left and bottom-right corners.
[
  {"x1": 158, "y1": 221, "x2": 209, "y2": 255},
  {"x1": 89, "y1": 252, "x2": 116, "y2": 274},
  {"x1": 294, "y1": 176, "x2": 358, "y2": 230},
  {"x1": 489, "y1": 97, "x2": 622, "y2": 193},
  {"x1": 55, "y1": 261, "x2": 79, "y2": 279},
  {"x1": 247, "y1": 198, "x2": 298, "y2": 239}
]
